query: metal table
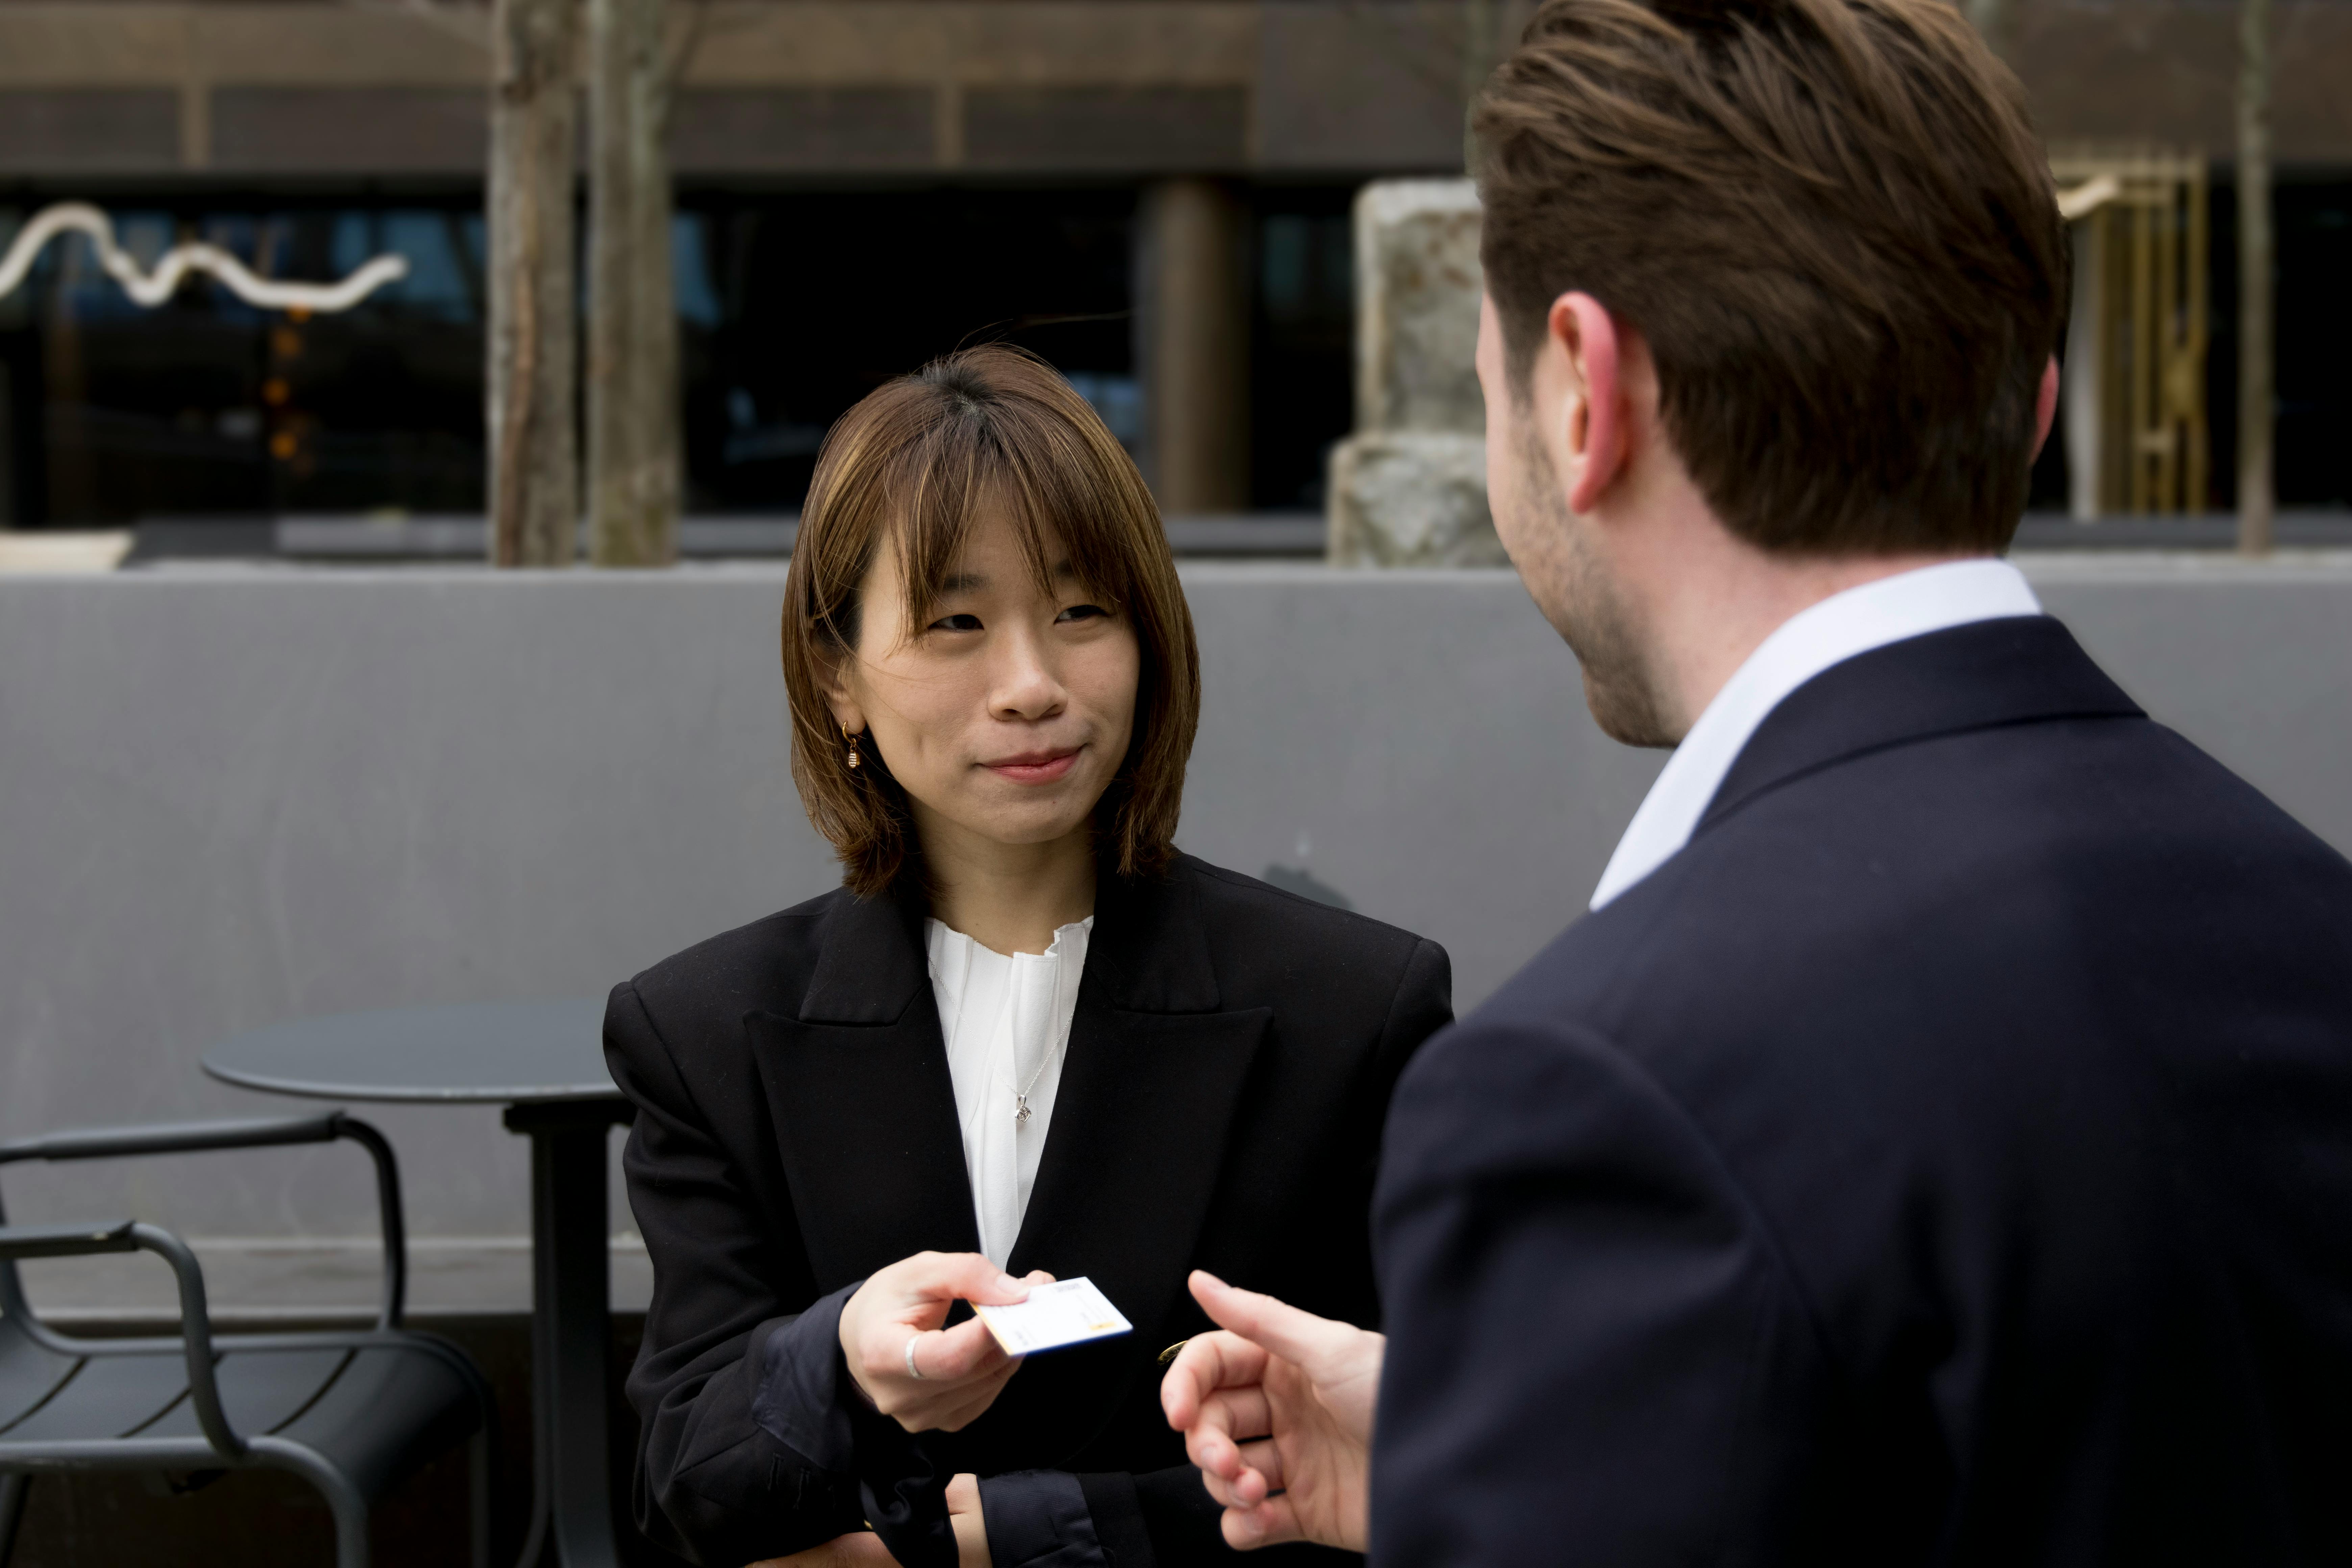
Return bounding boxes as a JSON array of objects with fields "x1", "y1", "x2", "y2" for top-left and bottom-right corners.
[{"x1": 204, "y1": 998, "x2": 631, "y2": 1568}]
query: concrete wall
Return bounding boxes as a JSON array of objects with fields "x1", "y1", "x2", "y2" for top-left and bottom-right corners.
[{"x1": 2, "y1": 557, "x2": 2350, "y2": 1312}]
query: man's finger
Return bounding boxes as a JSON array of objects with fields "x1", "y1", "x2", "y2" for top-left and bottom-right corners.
[
  {"x1": 1162, "y1": 1328, "x2": 1269, "y2": 1429},
  {"x1": 1184, "y1": 1418, "x2": 1239, "y2": 1481},
  {"x1": 1188, "y1": 1271, "x2": 1356, "y2": 1377},
  {"x1": 1229, "y1": 1436, "x2": 1287, "y2": 1496},
  {"x1": 1183, "y1": 1386, "x2": 1273, "y2": 1479},
  {"x1": 1198, "y1": 1465, "x2": 1243, "y2": 1508},
  {"x1": 1199, "y1": 1386, "x2": 1273, "y2": 1448},
  {"x1": 1222, "y1": 1495, "x2": 1306, "y2": 1552}
]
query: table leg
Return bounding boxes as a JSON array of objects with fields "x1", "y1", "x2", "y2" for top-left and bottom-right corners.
[{"x1": 506, "y1": 1099, "x2": 636, "y2": 1568}]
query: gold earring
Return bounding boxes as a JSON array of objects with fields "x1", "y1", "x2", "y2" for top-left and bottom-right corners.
[{"x1": 843, "y1": 727, "x2": 862, "y2": 770}]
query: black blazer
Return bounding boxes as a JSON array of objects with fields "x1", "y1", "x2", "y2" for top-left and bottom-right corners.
[
  {"x1": 1371, "y1": 617, "x2": 2352, "y2": 1566},
  {"x1": 607, "y1": 853, "x2": 1452, "y2": 1568}
]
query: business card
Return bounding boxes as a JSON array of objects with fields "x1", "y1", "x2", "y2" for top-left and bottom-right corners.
[{"x1": 971, "y1": 1276, "x2": 1132, "y2": 1356}]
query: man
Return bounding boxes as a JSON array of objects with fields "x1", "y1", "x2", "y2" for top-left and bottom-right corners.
[{"x1": 1161, "y1": 0, "x2": 2352, "y2": 1561}]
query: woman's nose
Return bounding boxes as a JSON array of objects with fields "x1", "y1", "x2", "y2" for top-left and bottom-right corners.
[{"x1": 988, "y1": 630, "x2": 1067, "y2": 720}]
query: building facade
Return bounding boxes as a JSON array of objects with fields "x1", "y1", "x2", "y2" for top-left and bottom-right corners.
[{"x1": 0, "y1": 0, "x2": 2346, "y2": 532}]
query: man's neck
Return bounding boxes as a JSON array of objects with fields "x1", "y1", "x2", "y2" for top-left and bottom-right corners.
[
  {"x1": 914, "y1": 808, "x2": 1097, "y2": 956},
  {"x1": 1620, "y1": 507, "x2": 1972, "y2": 739}
]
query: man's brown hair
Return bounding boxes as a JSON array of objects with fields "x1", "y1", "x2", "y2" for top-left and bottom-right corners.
[
  {"x1": 781, "y1": 344, "x2": 1200, "y2": 898},
  {"x1": 1476, "y1": 0, "x2": 2067, "y2": 554}
]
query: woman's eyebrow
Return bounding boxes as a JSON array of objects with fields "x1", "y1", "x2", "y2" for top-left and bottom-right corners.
[{"x1": 935, "y1": 559, "x2": 1079, "y2": 595}]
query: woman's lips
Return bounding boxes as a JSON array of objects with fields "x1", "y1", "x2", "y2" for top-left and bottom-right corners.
[{"x1": 983, "y1": 748, "x2": 1081, "y2": 784}]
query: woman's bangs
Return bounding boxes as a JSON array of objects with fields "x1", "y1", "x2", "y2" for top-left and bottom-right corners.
[{"x1": 886, "y1": 412, "x2": 1136, "y2": 630}]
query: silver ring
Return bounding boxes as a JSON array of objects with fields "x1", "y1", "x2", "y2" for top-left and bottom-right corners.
[{"x1": 905, "y1": 1332, "x2": 927, "y2": 1381}]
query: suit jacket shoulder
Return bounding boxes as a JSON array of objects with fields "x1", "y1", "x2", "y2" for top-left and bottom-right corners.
[
  {"x1": 1173, "y1": 853, "x2": 1447, "y2": 1022},
  {"x1": 1372, "y1": 618, "x2": 2352, "y2": 1566},
  {"x1": 619, "y1": 888, "x2": 842, "y2": 1048}
]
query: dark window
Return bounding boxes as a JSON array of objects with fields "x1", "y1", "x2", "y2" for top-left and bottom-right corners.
[
  {"x1": 1250, "y1": 191, "x2": 1355, "y2": 511},
  {"x1": 678, "y1": 186, "x2": 1137, "y2": 513}
]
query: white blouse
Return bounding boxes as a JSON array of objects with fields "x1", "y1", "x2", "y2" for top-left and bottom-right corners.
[{"x1": 925, "y1": 915, "x2": 1094, "y2": 1269}]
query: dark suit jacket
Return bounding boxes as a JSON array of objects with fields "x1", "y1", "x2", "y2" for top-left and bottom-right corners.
[
  {"x1": 607, "y1": 853, "x2": 1452, "y2": 1568},
  {"x1": 1371, "y1": 617, "x2": 2352, "y2": 1566}
]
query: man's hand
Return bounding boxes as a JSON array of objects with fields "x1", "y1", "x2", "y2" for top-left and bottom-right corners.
[
  {"x1": 1159, "y1": 1271, "x2": 1384, "y2": 1552},
  {"x1": 839, "y1": 1251, "x2": 1052, "y2": 1432}
]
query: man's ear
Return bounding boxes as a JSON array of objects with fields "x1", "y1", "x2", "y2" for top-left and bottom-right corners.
[{"x1": 1548, "y1": 292, "x2": 1628, "y2": 515}]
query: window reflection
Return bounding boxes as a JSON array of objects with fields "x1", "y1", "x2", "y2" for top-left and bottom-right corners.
[
  {"x1": 0, "y1": 186, "x2": 1371, "y2": 531},
  {"x1": 0, "y1": 202, "x2": 487, "y2": 525}
]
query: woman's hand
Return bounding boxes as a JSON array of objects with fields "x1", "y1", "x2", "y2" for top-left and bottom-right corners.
[
  {"x1": 839, "y1": 1251, "x2": 1051, "y2": 1432},
  {"x1": 747, "y1": 1534, "x2": 894, "y2": 1568},
  {"x1": 748, "y1": 1477, "x2": 985, "y2": 1568},
  {"x1": 947, "y1": 1472, "x2": 988, "y2": 1568}
]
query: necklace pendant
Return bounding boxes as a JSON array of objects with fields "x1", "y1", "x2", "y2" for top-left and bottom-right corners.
[{"x1": 1014, "y1": 1095, "x2": 1031, "y2": 1126}]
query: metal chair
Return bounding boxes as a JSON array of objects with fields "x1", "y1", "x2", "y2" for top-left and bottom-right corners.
[{"x1": 0, "y1": 1112, "x2": 494, "y2": 1567}]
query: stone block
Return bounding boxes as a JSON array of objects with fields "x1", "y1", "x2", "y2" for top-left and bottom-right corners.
[
  {"x1": 1327, "y1": 431, "x2": 1504, "y2": 567},
  {"x1": 1353, "y1": 177, "x2": 1484, "y2": 435},
  {"x1": 1328, "y1": 178, "x2": 1497, "y2": 565}
]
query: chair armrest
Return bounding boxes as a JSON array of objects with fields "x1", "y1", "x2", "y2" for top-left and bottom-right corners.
[
  {"x1": 0, "y1": 1113, "x2": 343, "y2": 1164},
  {"x1": 0, "y1": 1219, "x2": 139, "y2": 1260},
  {"x1": 0, "y1": 1220, "x2": 245, "y2": 1462},
  {"x1": 0, "y1": 1112, "x2": 408, "y2": 1329}
]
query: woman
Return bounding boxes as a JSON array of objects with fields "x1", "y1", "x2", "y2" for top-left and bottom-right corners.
[{"x1": 605, "y1": 345, "x2": 1451, "y2": 1568}]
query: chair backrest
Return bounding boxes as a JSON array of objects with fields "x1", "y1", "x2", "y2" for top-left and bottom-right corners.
[
  {"x1": 0, "y1": 1221, "x2": 78, "y2": 1449},
  {"x1": 0, "y1": 1114, "x2": 408, "y2": 1333},
  {"x1": 0, "y1": 1174, "x2": 43, "y2": 1358}
]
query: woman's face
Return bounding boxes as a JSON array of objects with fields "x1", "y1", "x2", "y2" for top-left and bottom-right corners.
[{"x1": 826, "y1": 509, "x2": 1141, "y2": 856}]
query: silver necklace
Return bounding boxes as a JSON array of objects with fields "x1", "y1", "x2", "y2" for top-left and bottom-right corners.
[{"x1": 1013, "y1": 1034, "x2": 1065, "y2": 1127}]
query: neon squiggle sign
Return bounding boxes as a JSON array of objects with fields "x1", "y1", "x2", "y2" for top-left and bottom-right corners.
[{"x1": 0, "y1": 201, "x2": 409, "y2": 313}]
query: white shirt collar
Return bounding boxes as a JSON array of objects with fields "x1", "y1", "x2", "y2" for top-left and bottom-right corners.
[
  {"x1": 1588, "y1": 558, "x2": 2043, "y2": 911},
  {"x1": 927, "y1": 916, "x2": 1094, "y2": 1269}
]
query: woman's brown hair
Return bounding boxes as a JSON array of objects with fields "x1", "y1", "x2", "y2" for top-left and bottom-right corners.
[{"x1": 781, "y1": 344, "x2": 1201, "y2": 898}]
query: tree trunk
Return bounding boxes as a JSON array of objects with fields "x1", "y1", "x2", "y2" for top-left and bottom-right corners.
[
  {"x1": 587, "y1": 0, "x2": 680, "y2": 567},
  {"x1": 487, "y1": 0, "x2": 579, "y2": 567},
  {"x1": 2236, "y1": 0, "x2": 2274, "y2": 555}
]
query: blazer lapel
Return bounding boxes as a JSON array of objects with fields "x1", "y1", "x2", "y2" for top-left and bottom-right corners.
[
  {"x1": 1698, "y1": 616, "x2": 2145, "y2": 836},
  {"x1": 989, "y1": 866, "x2": 1271, "y2": 1461},
  {"x1": 743, "y1": 865, "x2": 1271, "y2": 1470},
  {"x1": 749, "y1": 885, "x2": 981, "y2": 1292}
]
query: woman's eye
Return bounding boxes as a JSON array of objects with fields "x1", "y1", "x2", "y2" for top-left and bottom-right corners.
[
  {"x1": 927, "y1": 613, "x2": 984, "y2": 633},
  {"x1": 1056, "y1": 603, "x2": 1110, "y2": 623}
]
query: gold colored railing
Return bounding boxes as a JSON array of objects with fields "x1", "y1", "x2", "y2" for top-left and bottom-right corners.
[{"x1": 2052, "y1": 147, "x2": 2210, "y2": 517}]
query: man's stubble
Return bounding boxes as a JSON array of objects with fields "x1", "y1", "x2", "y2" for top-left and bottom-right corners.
[{"x1": 1501, "y1": 425, "x2": 1677, "y2": 750}]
